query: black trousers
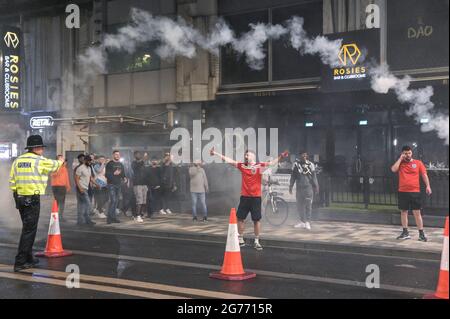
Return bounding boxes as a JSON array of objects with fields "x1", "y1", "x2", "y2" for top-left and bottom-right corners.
[
  {"x1": 160, "y1": 187, "x2": 174, "y2": 211},
  {"x1": 15, "y1": 195, "x2": 40, "y2": 266},
  {"x1": 52, "y1": 186, "x2": 66, "y2": 218},
  {"x1": 147, "y1": 187, "x2": 162, "y2": 217}
]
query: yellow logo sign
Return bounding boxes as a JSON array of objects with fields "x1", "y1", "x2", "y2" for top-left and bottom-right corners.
[
  {"x1": 4, "y1": 32, "x2": 19, "y2": 49},
  {"x1": 338, "y1": 43, "x2": 361, "y2": 66}
]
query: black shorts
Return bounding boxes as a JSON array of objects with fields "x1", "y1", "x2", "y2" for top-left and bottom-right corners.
[
  {"x1": 237, "y1": 196, "x2": 262, "y2": 222},
  {"x1": 398, "y1": 192, "x2": 422, "y2": 211}
]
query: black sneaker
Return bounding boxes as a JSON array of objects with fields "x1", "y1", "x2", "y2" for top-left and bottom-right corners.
[
  {"x1": 193, "y1": 216, "x2": 198, "y2": 221},
  {"x1": 418, "y1": 233, "x2": 428, "y2": 242},
  {"x1": 14, "y1": 263, "x2": 35, "y2": 272},
  {"x1": 27, "y1": 257, "x2": 39, "y2": 266},
  {"x1": 202, "y1": 217, "x2": 208, "y2": 222},
  {"x1": 396, "y1": 230, "x2": 411, "y2": 240}
]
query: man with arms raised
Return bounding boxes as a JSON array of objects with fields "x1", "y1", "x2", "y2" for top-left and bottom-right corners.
[{"x1": 211, "y1": 148, "x2": 288, "y2": 250}]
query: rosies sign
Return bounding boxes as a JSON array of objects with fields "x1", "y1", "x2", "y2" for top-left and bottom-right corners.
[
  {"x1": 321, "y1": 28, "x2": 380, "y2": 92},
  {"x1": 0, "y1": 26, "x2": 21, "y2": 111}
]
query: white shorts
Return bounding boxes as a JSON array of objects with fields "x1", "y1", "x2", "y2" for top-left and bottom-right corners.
[{"x1": 133, "y1": 185, "x2": 148, "y2": 205}]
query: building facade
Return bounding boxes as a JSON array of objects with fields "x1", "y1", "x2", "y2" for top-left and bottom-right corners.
[{"x1": 1, "y1": 0, "x2": 448, "y2": 214}]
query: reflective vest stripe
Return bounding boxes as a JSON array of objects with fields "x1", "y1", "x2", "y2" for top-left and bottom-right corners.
[
  {"x1": 16, "y1": 179, "x2": 47, "y2": 185},
  {"x1": 50, "y1": 160, "x2": 57, "y2": 172},
  {"x1": 14, "y1": 172, "x2": 37, "y2": 177}
]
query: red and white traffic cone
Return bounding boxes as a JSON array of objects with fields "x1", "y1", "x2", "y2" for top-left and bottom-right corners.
[
  {"x1": 209, "y1": 208, "x2": 256, "y2": 281},
  {"x1": 35, "y1": 200, "x2": 73, "y2": 258},
  {"x1": 424, "y1": 217, "x2": 449, "y2": 299}
]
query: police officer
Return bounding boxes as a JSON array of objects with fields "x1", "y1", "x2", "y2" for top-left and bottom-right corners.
[
  {"x1": 289, "y1": 151, "x2": 319, "y2": 230},
  {"x1": 9, "y1": 135, "x2": 63, "y2": 272}
]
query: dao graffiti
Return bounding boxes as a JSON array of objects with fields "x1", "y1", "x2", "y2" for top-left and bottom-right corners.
[{"x1": 408, "y1": 24, "x2": 433, "y2": 39}]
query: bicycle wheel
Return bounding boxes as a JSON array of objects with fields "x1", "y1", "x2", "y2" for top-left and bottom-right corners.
[{"x1": 264, "y1": 197, "x2": 289, "y2": 226}]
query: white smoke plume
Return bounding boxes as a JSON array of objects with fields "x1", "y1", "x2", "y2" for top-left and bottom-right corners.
[
  {"x1": 68, "y1": 8, "x2": 447, "y2": 144},
  {"x1": 231, "y1": 23, "x2": 288, "y2": 70},
  {"x1": 370, "y1": 65, "x2": 449, "y2": 144},
  {"x1": 287, "y1": 17, "x2": 342, "y2": 67},
  {"x1": 103, "y1": 8, "x2": 288, "y2": 69}
]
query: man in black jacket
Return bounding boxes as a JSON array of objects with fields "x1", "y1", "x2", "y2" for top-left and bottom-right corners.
[
  {"x1": 160, "y1": 152, "x2": 178, "y2": 214},
  {"x1": 131, "y1": 151, "x2": 147, "y2": 222},
  {"x1": 146, "y1": 157, "x2": 162, "y2": 217},
  {"x1": 289, "y1": 151, "x2": 319, "y2": 230},
  {"x1": 105, "y1": 150, "x2": 126, "y2": 224}
]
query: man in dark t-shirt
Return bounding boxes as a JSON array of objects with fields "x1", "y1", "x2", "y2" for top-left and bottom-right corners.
[{"x1": 211, "y1": 148, "x2": 288, "y2": 251}]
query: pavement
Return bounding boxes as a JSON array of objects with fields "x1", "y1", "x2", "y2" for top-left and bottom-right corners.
[
  {"x1": 42, "y1": 195, "x2": 446, "y2": 256},
  {"x1": 0, "y1": 223, "x2": 441, "y2": 299},
  {"x1": 0, "y1": 195, "x2": 445, "y2": 299}
]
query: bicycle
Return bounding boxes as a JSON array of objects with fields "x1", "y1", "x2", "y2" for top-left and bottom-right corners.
[{"x1": 262, "y1": 176, "x2": 289, "y2": 226}]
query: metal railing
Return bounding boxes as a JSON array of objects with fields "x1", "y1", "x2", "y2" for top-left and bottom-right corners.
[{"x1": 324, "y1": 174, "x2": 449, "y2": 212}]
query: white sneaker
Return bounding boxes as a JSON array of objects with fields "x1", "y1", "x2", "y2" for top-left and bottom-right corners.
[
  {"x1": 166, "y1": 209, "x2": 173, "y2": 214},
  {"x1": 93, "y1": 208, "x2": 99, "y2": 214},
  {"x1": 159, "y1": 209, "x2": 167, "y2": 215},
  {"x1": 136, "y1": 216, "x2": 144, "y2": 223},
  {"x1": 294, "y1": 222, "x2": 306, "y2": 228},
  {"x1": 305, "y1": 222, "x2": 311, "y2": 230},
  {"x1": 254, "y1": 241, "x2": 263, "y2": 251},
  {"x1": 98, "y1": 212, "x2": 107, "y2": 219},
  {"x1": 238, "y1": 236, "x2": 245, "y2": 247}
]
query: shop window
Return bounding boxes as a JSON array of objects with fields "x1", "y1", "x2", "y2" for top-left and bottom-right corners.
[
  {"x1": 220, "y1": 10, "x2": 269, "y2": 85},
  {"x1": 421, "y1": 132, "x2": 449, "y2": 167},
  {"x1": 271, "y1": 2, "x2": 323, "y2": 81},
  {"x1": 107, "y1": 24, "x2": 161, "y2": 74},
  {"x1": 387, "y1": 0, "x2": 449, "y2": 70}
]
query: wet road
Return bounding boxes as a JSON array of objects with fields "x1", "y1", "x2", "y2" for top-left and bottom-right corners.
[{"x1": 0, "y1": 225, "x2": 440, "y2": 299}]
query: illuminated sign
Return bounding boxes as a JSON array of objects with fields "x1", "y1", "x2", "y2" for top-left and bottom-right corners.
[
  {"x1": 321, "y1": 29, "x2": 380, "y2": 92},
  {"x1": 1, "y1": 26, "x2": 21, "y2": 111},
  {"x1": 30, "y1": 116, "x2": 54, "y2": 129},
  {"x1": 338, "y1": 44, "x2": 362, "y2": 65},
  {"x1": 4, "y1": 32, "x2": 19, "y2": 48}
]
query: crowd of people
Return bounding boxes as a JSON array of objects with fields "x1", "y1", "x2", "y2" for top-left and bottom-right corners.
[
  {"x1": 50, "y1": 150, "x2": 199, "y2": 225},
  {"x1": 10, "y1": 134, "x2": 432, "y2": 272},
  {"x1": 49, "y1": 145, "x2": 431, "y2": 248}
]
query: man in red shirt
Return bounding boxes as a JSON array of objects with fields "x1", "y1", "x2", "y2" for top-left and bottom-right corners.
[
  {"x1": 391, "y1": 145, "x2": 432, "y2": 242},
  {"x1": 211, "y1": 148, "x2": 288, "y2": 250}
]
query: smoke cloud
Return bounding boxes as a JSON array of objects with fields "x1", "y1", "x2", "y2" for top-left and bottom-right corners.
[
  {"x1": 68, "y1": 8, "x2": 448, "y2": 144},
  {"x1": 370, "y1": 64, "x2": 449, "y2": 144},
  {"x1": 287, "y1": 16, "x2": 342, "y2": 67}
]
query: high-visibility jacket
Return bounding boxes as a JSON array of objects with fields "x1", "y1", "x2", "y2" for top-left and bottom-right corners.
[{"x1": 9, "y1": 152, "x2": 63, "y2": 196}]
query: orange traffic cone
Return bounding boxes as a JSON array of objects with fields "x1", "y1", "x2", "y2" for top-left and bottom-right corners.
[
  {"x1": 35, "y1": 200, "x2": 73, "y2": 258},
  {"x1": 210, "y1": 208, "x2": 256, "y2": 281},
  {"x1": 425, "y1": 217, "x2": 449, "y2": 299}
]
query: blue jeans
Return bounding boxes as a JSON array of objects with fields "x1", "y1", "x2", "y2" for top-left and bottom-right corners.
[
  {"x1": 77, "y1": 191, "x2": 92, "y2": 224},
  {"x1": 107, "y1": 184, "x2": 121, "y2": 221},
  {"x1": 191, "y1": 192, "x2": 207, "y2": 217}
]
